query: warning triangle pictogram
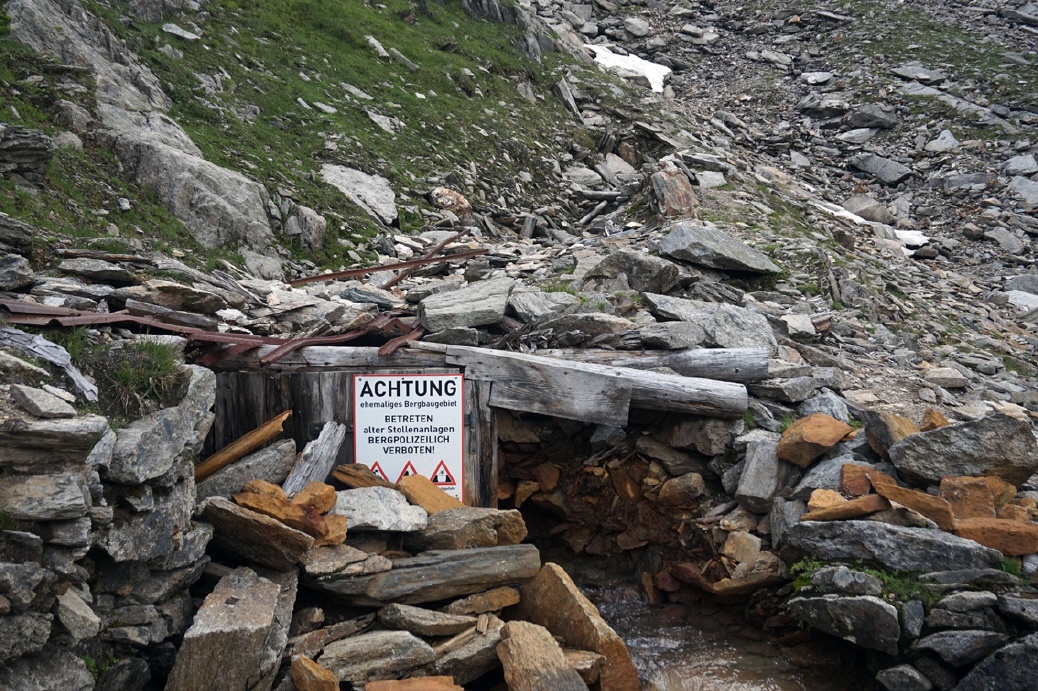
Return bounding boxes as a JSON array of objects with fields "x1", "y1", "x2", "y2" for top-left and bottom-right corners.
[
  {"x1": 396, "y1": 461, "x2": 418, "y2": 483},
  {"x1": 368, "y1": 462, "x2": 388, "y2": 482},
  {"x1": 430, "y1": 460, "x2": 456, "y2": 486}
]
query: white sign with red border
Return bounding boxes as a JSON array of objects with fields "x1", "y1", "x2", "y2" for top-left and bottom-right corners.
[{"x1": 353, "y1": 373, "x2": 465, "y2": 500}]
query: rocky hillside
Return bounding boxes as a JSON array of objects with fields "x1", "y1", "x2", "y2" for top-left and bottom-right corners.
[{"x1": 3, "y1": 0, "x2": 1038, "y2": 689}]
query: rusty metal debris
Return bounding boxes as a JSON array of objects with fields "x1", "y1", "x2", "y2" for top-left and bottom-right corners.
[{"x1": 287, "y1": 247, "x2": 488, "y2": 287}]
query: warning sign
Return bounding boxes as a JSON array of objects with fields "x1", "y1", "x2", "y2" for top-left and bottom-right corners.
[
  {"x1": 430, "y1": 460, "x2": 456, "y2": 486},
  {"x1": 353, "y1": 373, "x2": 465, "y2": 500},
  {"x1": 368, "y1": 462, "x2": 388, "y2": 482},
  {"x1": 396, "y1": 461, "x2": 418, "y2": 483}
]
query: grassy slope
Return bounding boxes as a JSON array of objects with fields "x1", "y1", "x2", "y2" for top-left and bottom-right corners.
[{"x1": 2, "y1": 0, "x2": 587, "y2": 268}]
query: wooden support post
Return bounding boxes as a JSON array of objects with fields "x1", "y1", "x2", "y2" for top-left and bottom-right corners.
[{"x1": 463, "y1": 379, "x2": 497, "y2": 508}]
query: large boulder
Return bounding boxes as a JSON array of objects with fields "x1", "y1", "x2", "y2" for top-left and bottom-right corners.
[
  {"x1": 955, "y1": 631, "x2": 1038, "y2": 690},
  {"x1": 584, "y1": 248, "x2": 680, "y2": 293},
  {"x1": 497, "y1": 621, "x2": 590, "y2": 691},
  {"x1": 330, "y1": 487, "x2": 428, "y2": 532},
  {"x1": 889, "y1": 414, "x2": 1038, "y2": 487},
  {"x1": 418, "y1": 278, "x2": 515, "y2": 332},
  {"x1": 658, "y1": 221, "x2": 781, "y2": 274},
  {"x1": 787, "y1": 595, "x2": 900, "y2": 655},
  {"x1": 642, "y1": 294, "x2": 776, "y2": 349},
  {"x1": 783, "y1": 521, "x2": 1002, "y2": 572}
]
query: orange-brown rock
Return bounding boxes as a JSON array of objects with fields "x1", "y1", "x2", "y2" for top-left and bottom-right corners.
[
  {"x1": 331, "y1": 463, "x2": 395, "y2": 489},
  {"x1": 514, "y1": 480, "x2": 540, "y2": 507},
  {"x1": 397, "y1": 474, "x2": 463, "y2": 514},
  {"x1": 232, "y1": 492, "x2": 345, "y2": 545},
  {"x1": 291, "y1": 482, "x2": 337, "y2": 513},
  {"x1": 996, "y1": 503, "x2": 1034, "y2": 522},
  {"x1": 869, "y1": 473, "x2": 956, "y2": 531},
  {"x1": 608, "y1": 466, "x2": 640, "y2": 502},
  {"x1": 516, "y1": 563, "x2": 641, "y2": 691},
  {"x1": 366, "y1": 678, "x2": 463, "y2": 691},
  {"x1": 241, "y1": 479, "x2": 288, "y2": 501},
  {"x1": 919, "y1": 407, "x2": 950, "y2": 432},
  {"x1": 807, "y1": 489, "x2": 847, "y2": 512},
  {"x1": 801, "y1": 494, "x2": 891, "y2": 521},
  {"x1": 939, "y1": 476, "x2": 1017, "y2": 520},
  {"x1": 290, "y1": 655, "x2": 337, "y2": 691},
  {"x1": 839, "y1": 463, "x2": 875, "y2": 497},
  {"x1": 534, "y1": 463, "x2": 562, "y2": 492},
  {"x1": 863, "y1": 410, "x2": 919, "y2": 459},
  {"x1": 953, "y1": 518, "x2": 1038, "y2": 555},
  {"x1": 497, "y1": 480, "x2": 516, "y2": 501},
  {"x1": 442, "y1": 586, "x2": 521, "y2": 616},
  {"x1": 777, "y1": 414, "x2": 854, "y2": 467}
]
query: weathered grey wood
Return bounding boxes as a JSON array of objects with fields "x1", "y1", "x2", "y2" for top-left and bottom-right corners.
[
  {"x1": 282, "y1": 421, "x2": 347, "y2": 496},
  {"x1": 414, "y1": 343, "x2": 747, "y2": 420},
  {"x1": 464, "y1": 379, "x2": 498, "y2": 509},
  {"x1": 306, "y1": 544, "x2": 541, "y2": 606},
  {"x1": 533, "y1": 347, "x2": 769, "y2": 382},
  {"x1": 214, "y1": 346, "x2": 445, "y2": 371}
]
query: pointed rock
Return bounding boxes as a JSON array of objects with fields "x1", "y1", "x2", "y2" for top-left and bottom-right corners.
[
  {"x1": 777, "y1": 414, "x2": 854, "y2": 467},
  {"x1": 497, "y1": 621, "x2": 590, "y2": 691}
]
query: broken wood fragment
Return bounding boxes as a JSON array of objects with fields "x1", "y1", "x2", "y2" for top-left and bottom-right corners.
[
  {"x1": 282, "y1": 422, "x2": 348, "y2": 496},
  {"x1": 195, "y1": 410, "x2": 292, "y2": 482}
]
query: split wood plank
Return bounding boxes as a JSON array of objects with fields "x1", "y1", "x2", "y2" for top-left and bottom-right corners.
[
  {"x1": 213, "y1": 345, "x2": 446, "y2": 371},
  {"x1": 195, "y1": 409, "x2": 292, "y2": 481},
  {"x1": 532, "y1": 347, "x2": 769, "y2": 383},
  {"x1": 415, "y1": 343, "x2": 748, "y2": 421},
  {"x1": 282, "y1": 421, "x2": 348, "y2": 496},
  {"x1": 464, "y1": 378, "x2": 498, "y2": 508}
]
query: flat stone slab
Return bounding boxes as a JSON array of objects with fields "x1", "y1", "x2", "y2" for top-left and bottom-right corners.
[
  {"x1": 404, "y1": 507, "x2": 527, "y2": 551},
  {"x1": 378, "y1": 602, "x2": 476, "y2": 636},
  {"x1": 642, "y1": 293, "x2": 776, "y2": 349},
  {"x1": 498, "y1": 621, "x2": 590, "y2": 691},
  {"x1": 788, "y1": 595, "x2": 900, "y2": 655},
  {"x1": 0, "y1": 471, "x2": 90, "y2": 520},
  {"x1": 849, "y1": 153, "x2": 911, "y2": 185},
  {"x1": 658, "y1": 221, "x2": 781, "y2": 274},
  {"x1": 10, "y1": 384, "x2": 77, "y2": 418},
  {"x1": 199, "y1": 497, "x2": 314, "y2": 570},
  {"x1": 418, "y1": 277, "x2": 515, "y2": 332},
  {"x1": 319, "y1": 164, "x2": 397, "y2": 225},
  {"x1": 317, "y1": 630, "x2": 435, "y2": 684},
  {"x1": 196, "y1": 439, "x2": 297, "y2": 503},
  {"x1": 783, "y1": 520, "x2": 1002, "y2": 572}
]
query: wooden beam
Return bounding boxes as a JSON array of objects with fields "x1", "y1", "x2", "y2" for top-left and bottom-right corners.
[
  {"x1": 463, "y1": 379, "x2": 498, "y2": 508},
  {"x1": 282, "y1": 421, "x2": 348, "y2": 496},
  {"x1": 195, "y1": 410, "x2": 293, "y2": 482},
  {"x1": 531, "y1": 347, "x2": 770, "y2": 382},
  {"x1": 212, "y1": 345, "x2": 446, "y2": 371},
  {"x1": 414, "y1": 343, "x2": 747, "y2": 420}
]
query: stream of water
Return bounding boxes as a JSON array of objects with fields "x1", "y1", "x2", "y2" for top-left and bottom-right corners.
[{"x1": 585, "y1": 585, "x2": 873, "y2": 691}]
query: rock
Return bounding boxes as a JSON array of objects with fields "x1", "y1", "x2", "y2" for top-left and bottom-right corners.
[
  {"x1": 331, "y1": 487, "x2": 428, "y2": 532},
  {"x1": 925, "y1": 130, "x2": 960, "y2": 153},
  {"x1": 840, "y1": 462, "x2": 876, "y2": 497},
  {"x1": 1008, "y1": 175, "x2": 1038, "y2": 208},
  {"x1": 862, "y1": 410, "x2": 921, "y2": 459},
  {"x1": 996, "y1": 596, "x2": 1038, "y2": 627},
  {"x1": 769, "y1": 497, "x2": 807, "y2": 548},
  {"x1": 300, "y1": 544, "x2": 373, "y2": 578},
  {"x1": 420, "y1": 613, "x2": 504, "y2": 684},
  {"x1": 846, "y1": 103, "x2": 899, "y2": 129},
  {"x1": 107, "y1": 365, "x2": 216, "y2": 484},
  {"x1": 650, "y1": 161, "x2": 696, "y2": 215},
  {"x1": 443, "y1": 586, "x2": 521, "y2": 615},
  {"x1": 658, "y1": 221, "x2": 781, "y2": 274},
  {"x1": 913, "y1": 630, "x2": 1009, "y2": 666},
  {"x1": 1003, "y1": 154, "x2": 1038, "y2": 176},
  {"x1": 623, "y1": 16, "x2": 650, "y2": 36},
  {"x1": 849, "y1": 153, "x2": 912, "y2": 186},
  {"x1": 788, "y1": 595, "x2": 900, "y2": 655},
  {"x1": 984, "y1": 228, "x2": 1026, "y2": 255},
  {"x1": 379, "y1": 603, "x2": 476, "y2": 636},
  {"x1": 0, "y1": 254, "x2": 34, "y2": 290},
  {"x1": 59, "y1": 257, "x2": 136, "y2": 284},
  {"x1": 319, "y1": 164, "x2": 398, "y2": 226},
  {"x1": 843, "y1": 194, "x2": 895, "y2": 224},
  {"x1": 0, "y1": 213, "x2": 34, "y2": 253},
  {"x1": 735, "y1": 435, "x2": 793, "y2": 513},
  {"x1": 196, "y1": 440, "x2": 298, "y2": 503},
  {"x1": 923, "y1": 367, "x2": 969, "y2": 389},
  {"x1": 889, "y1": 414, "x2": 1038, "y2": 486},
  {"x1": 870, "y1": 471, "x2": 956, "y2": 531},
  {"x1": 233, "y1": 491, "x2": 346, "y2": 546},
  {"x1": 722, "y1": 530, "x2": 761, "y2": 564},
  {"x1": 56, "y1": 587, "x2": 101, "y2": 640},
  {"x1": 565, "y1": 649, "x2": 606, "y2": 685},
  {"x1": 418, "y1": 277, "x2": 515, "y2": 332},
  {"x1": 793, "y1": 454, "x2": 871, "y2": 500},
  {"x1": 540, "y1": 313, "x2": 637, "y2": 338},
  {"x1": 642, "y1": 294, "x2": 776, "y2": 349},
  {"x1": 940, "y1": 475, "x2": 1017, "y2": 521},
  {"x1": 777, "y1": 414, "x2": 854, "y2": 467},
  {"x1": 10, "y1": 384, "x2": 77, "y2": 418},
  {"x1": 199, "y1": 497, "x2": 314, "y2": 570},
  {"x1": 955, "y1": 631, "x2": 1038, "y2": 691},
  {"x1": 801, "y1": 492, "x2": 890, "y2": 521},
  {"x1": 0, "y1": 612, "x2": 52, "y2": 663},
  {"x1": 404, "y1": 507, "x2": 527, "y2": 551},
  {"x1": 497, "y1": 620, "x2": 590, "y2": 691},
  {"x1": 783, "y1": 521, "x2": 1002, "y2": 572},
  {"x1": 283, "y1": 205, "x2": 328, "y2": 252},
  {"x1": 657, "y1": 472, "x2": 705, "y2": 507},
  {"x1": 953, "y1": 518, "x2": 1038, "y2": 556},
  {"x1": 508, "y1": 289, "x2": 581, "y2": 324},
  {"x1": 309, "y1": 545, "x2": 540, "y2": 606},
  {"x1": 290, "y1": 655, "x2": 338, "y2": 691},
  {"x1": 748, "y1": 377, "x2": 820, "y2": 403},
  {"x1": 1005, "y1": 274, "x2": 1038, "y2": 295},
  {"x1": 810, "y1": 565, "x2": 883, "y2": 596},
  {"x1": 367, "y1": 679, "x2": 463, "y2": 691},
  {"x1": 584, "y1": 249, "x2": 679, "y2": 294},
  {"x1": 317, "y1": 630, "x2": 436, "y2": 684},
  {"x1": 876, "y1": 665, "x2": 933, "y2": 691},
  {"x1": 516, "y1": 563, "x2": 640, "y2": 691},
  {"x1": 0, "y1": 471, "x2": 89, "y2": 520},
  {"x1": 919, "y1": 408, "x2": 949, "y2": 432},
  {"x1": 892, "y1": 62, "x2": 947, "y2": 85},
  {"x1": 395, "y1": 474, "x2": 463, "y2": 514},
  {"x1": 639, "y1": 321, "x2": 708, "y2": 349},
  {"x1": 0, "y1": 651, "x2": 93, "y2": 691},
  {"x1": 165, "y1": 567, "x2": 286, "y2": 691}
]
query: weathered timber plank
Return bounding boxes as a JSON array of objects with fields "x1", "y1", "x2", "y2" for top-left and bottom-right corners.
[
  {"x1": 213, "y1": 346, "x2": 446, "y2": 371},
  {"x1": 421, "y1": 344, "x2": 747, "y2": 420},
  {"x1": 282, "y1": 421, "x2": 348, "y2": 496},
  {"x1": 533, "y1": 348, "x2": 769, "y2": 382},
  {"x1": 306, "y1": 544, "x2": 541, "y2": 606},
  {"x1": 463, "y1": 379, "x2": 497, "y2": 508}
]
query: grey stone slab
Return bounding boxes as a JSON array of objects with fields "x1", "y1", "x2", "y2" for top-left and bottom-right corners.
[
  {"x1": 10, "y1": 384, "x2": 77, "y2": 418},
  {"x1": 658, "y1": 221, "x2": 781, "y2": 274},
  {"x1": 317, "y1": 630, "x2": 436, "y2": 684},
  {"x1": 788, "y1": 595, "x2": 900, "y2": 655},
  {"x1": 418, "y1": 277, "x2": 515, "y2": 332},
  {"x1": 0, "y1": 471, "x2": 90, "y2": 520},
  {"x1": 195, "y1": 439, "x2": 297, "y2": 503},
  {"x1": 331, "y1": 487, "x2": 428, "y2": 532},
  {"x1": 378, "y1": 602, "x2": 476, "y2": 636}
]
